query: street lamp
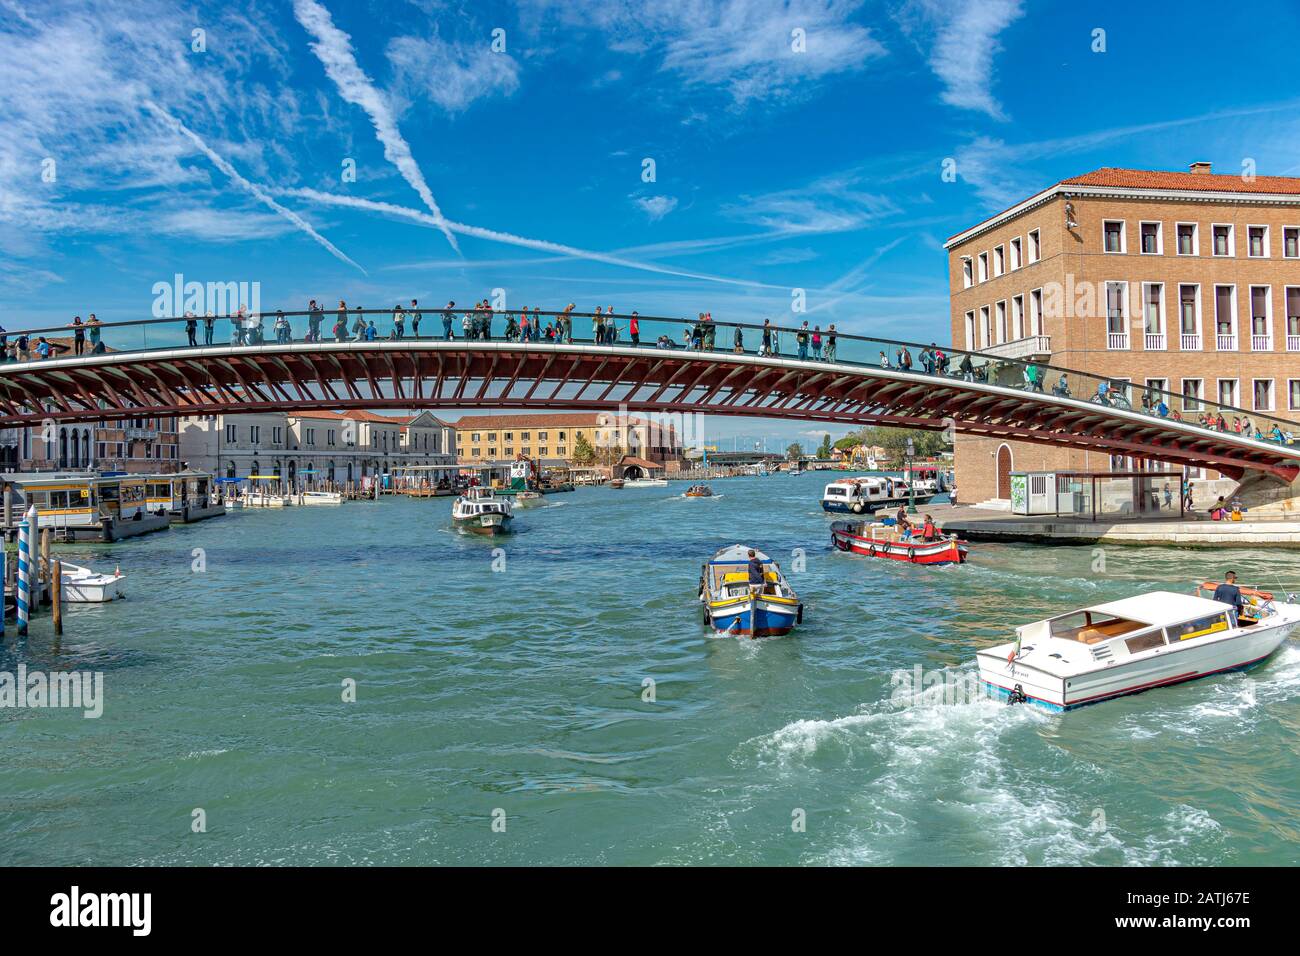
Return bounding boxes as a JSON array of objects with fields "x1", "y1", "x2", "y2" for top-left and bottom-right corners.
[{"x1": 905, "y1": 437, "x2": 917, "y2": 515}]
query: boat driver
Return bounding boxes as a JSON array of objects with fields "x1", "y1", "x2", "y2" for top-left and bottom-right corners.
[
  {"x1": 747, "y1": 550, "x2": 765, "y2": 595},
  {"x1": 1212, "y1": 571, "x2": 1245, "y2": 623}
]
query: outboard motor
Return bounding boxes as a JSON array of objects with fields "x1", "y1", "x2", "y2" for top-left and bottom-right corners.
[{"x1": 1006, "y1": 684, "x2": 1028, "y2": 706}]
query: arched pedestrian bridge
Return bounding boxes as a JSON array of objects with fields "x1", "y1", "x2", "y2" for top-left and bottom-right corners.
[{"x1": 2, "y1": 310, "x2": 1297, "y2": 482}]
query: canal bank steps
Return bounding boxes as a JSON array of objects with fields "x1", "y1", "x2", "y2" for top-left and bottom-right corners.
[{"x1": 933, "y1": 502, "x2": 1300, "y2": 547}]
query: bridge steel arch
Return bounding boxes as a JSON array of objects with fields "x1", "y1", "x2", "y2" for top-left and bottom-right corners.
[{"x1": 0, "y1": 340, "x2": 1296, "y2": 482}]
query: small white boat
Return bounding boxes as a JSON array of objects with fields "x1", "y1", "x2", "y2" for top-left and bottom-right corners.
[
  {"x1": 59, "y1": 561, "x2": 126, "y2": 602},
  {"x1": 821, "y1": 476, "x2": 935, "y2": 514},
  {"x1": 299, "y1": 490, "x2": 344, "y2": 505},
  {"x1": 513, "y1": 490, "x2": 544, "y2": 507},
  {"x1": 451, "y1": 486, "x2": 514, "y2": 535},
  {"x1": 978, "y1": 586, "x2": 1300, "y2": 710},
  {"x1": 622, "y1": 478, "x2": 668, "y2": 488},
  {"x1": 244, "y1": 476, "x2": 292, "y2": 507}
]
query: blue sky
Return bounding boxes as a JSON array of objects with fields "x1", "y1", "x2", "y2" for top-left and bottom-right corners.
[{"x1": 4, "y1": 0, "x2": 1300, "y2": 446}]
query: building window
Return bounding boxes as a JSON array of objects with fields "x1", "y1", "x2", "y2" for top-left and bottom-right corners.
[
  {"x1": 1250, "y1": 286, "x2": 1272, "y2": 350},
  {"x1": 250, "y1": 425, "x2": 260, "y2": 444},
  {"x1": 1178, "y1": 284, "x2": 1201, "y2": 349},
  {"x1": 1287, "y1": 287, "x2": 1300, "y2": 351},
  {"x1": 328, "y1": 431, "x2": 336, "y2": 446},
  {"x1": 979, "y1": 306, "x2": 992, "y2": 348},
  {"x1": 1103, "y1": 220, "x2": 1125, "y2": 253},
  {"x1": 993, "y1": 245, "x2": 1004, "y2": 276},
  {"x1": 225, "y1": 423, "x2": 236, "y2": 442},
  {"x1": 1009, "y1": 236, "x2": 1022, "y2": 270},
  {"x1": 1028, "y1": 228, "x2": 1040, "y2": 263},
  {"x1": 1176, "y1": 222, "x2": 1197, "y2": 256},
  {"x1": 1214, "y1": 285, "x2": 1237, "y2": 348},
  {"x1": 1143, "y1": 283, "x2": 1165, "y2": 349},
  {"x1": 488, "y1": 448, "x2": 497, "y2": 457},
  {"x1": 1105, "y1": 281, "x2": 1128, "y2": 348},
  {"x1": 273, "y1": 426, "x2": 282, "y2": 444},
  {"x1": 471, "y1": 433, "x2": 480, "y2": 442},
  {"x1": 1247, "y1": 225, "x2": 1268, "y2": 258},
  {"x1": 1011, "y1": 295, "x2": 1025, "y2": 339},
  {"x1": 1285, "y1": 227, "x2": 1300, "y2": 258},
  {"x1": 995, "y1": 300, "x2": 1007, "y2": 343},
  {"x1": 1181, "y1": 379, "x2": 1203, "y2": 412},
  {"x1": 1218, "y1": 379, "x2": 1238, "y2": 408},
  {"x1": 963, "y1": 311, "x2": 975, "y2": 350},
  {"x1": 1212, "y1": 224, "x2": 1233, "y2": 256},
  {"x1": 1139, "y1": 221, "x2": 1161, "y2": 255},
  {"x1": 977, "y1": 252, "x2": 988, "y2": 282},
  {"x1": 472, "y1": 448, "x2": 481, "y2": 457},
  {"x1": 1030, "y1": 288, "x2": 1043, "y2": 335},
  {"x1": 1290, "y1": 380, "x2": 1300, "y2": 411},
  {"x1": 1253, "y1": 379, "x2": 1274, "y2": 411}
]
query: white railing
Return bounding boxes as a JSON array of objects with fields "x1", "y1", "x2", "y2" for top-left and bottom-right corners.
[
  {"x1": 1180, "y1": 333, "x2": 1201, "y2": 350},
  {"x1": 1216, "y1": 333, "x2": 1237, "y2": 351},
  {"x1": 1107, "y1": 332, "x2": 1129, "y2": 350},
  {"x1": 1287, "y1": 334, "x2": 1300, "y2": 352},
  {"x1": 978, "y1": 334, "x2": 1051, "y2": 360},
  {"x1": 1251, "y1": 334, "x2": 1273, "y2": 351},
  {"x1": 1144, "y1": 332, "x2": 1166, "y2": 350}
]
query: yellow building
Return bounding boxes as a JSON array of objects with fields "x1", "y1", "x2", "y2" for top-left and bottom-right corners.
[{"x1": 452, "y1": 413, "x2": 681, "y2": 465}]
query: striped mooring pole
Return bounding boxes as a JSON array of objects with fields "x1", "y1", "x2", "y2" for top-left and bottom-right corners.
[{"x1": 16, "y1": 504, "x2": 34, "y2": 636}]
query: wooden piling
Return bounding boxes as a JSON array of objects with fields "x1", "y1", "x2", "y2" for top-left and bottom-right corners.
[
  {"x1": 39, "y1": 527, "x2": 50, "y2": 604},
  {"x1": 51, "y1": 559, "x2": 62, "y2": 635}
]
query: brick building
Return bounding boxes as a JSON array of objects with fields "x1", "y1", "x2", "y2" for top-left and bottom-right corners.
[
  {"x1": 452, "y1": 412, "x2": 683, "y2": 468},
  {"x1": 946, "y1": 163, "x2": 1300, "y2": 502}
]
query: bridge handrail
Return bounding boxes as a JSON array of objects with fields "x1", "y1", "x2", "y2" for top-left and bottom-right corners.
[{"x1": 2, "y1": 307, "x2": 1297, "y2": 447}]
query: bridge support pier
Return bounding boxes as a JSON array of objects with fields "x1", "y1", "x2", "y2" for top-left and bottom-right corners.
[{"x1": 1228, "y1": 471, "x2": 1300, "y2": 516}]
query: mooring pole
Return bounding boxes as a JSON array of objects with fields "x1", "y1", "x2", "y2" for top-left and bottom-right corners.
[
  {"x1": 17, "y1": 505, "x2": 34, "y2": 636},
  {"x1": 51, "y1": 559, "x2": 62, "y2": 635}
]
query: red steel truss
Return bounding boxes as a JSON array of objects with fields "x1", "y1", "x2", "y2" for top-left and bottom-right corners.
[{"x1": 0, "y1": 341, "x2": 1294, "y2": 481}]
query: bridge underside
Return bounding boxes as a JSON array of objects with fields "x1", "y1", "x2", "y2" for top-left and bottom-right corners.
[{"x1": 0, "y1": 343, "x2": 1294, "y2": 482}]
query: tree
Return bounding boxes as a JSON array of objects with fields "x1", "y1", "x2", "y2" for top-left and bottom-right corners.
[
  {"x1": 816, "y1": 433, "x2": 833, "y2": 459},
  {"x1": 572, "y1": 432, "x2": 597, "y2": 465},
  {"x1": 833, "y1": 434, "x2": 863, "y2": 452},
  {"x1": 785, "y1": 442, "x2": 803, "y2": 460},
  {"x1": 859, "y1": 426, "x2": 945, "y2": 463}
]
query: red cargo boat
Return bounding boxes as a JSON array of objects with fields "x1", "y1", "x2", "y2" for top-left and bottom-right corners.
[{"x1": 830, "y1": 519, "x2": 968, "y2": 565}]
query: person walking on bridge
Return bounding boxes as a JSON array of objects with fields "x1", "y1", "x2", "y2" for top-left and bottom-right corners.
[
  {"x1": 183, "y1": 312, "x2": 197, "y2": 347},
  {"x1": 409, "y1": 299, "x2": 421, "y2": 338},
  {"x1": 825, "y1": 324, "x2": 837, "y2": 362},
  {"x1": 87, "y1": 314, "x2": 103, "y2": 353},
  {"x1": 629, "y1": 310, "x2": 640, "y2": 345},
  {"x1": 70, "y1": 315, "x2": 87, "y2": 354},
  {"x1": 203, "y1": 310, "x2": 215, "y2": 345},
  {"x1": 393, "y1": 304, "x2": 406, "y2": 339},
  {"x1": 443, "y1": 300, "x2": 455, "y2": 339},
  {"x1": 796, "y1": 321, "x2": 810, "y2": 360}
]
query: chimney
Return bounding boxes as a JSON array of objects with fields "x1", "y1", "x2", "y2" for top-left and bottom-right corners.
[{"x1": 1189, "y1": 161, "x2": 1212, "y2": 175}]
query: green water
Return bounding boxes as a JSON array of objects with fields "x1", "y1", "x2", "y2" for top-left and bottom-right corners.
[{"x1": 1, "y1": 472, "x2": 1297, "y2": 866}]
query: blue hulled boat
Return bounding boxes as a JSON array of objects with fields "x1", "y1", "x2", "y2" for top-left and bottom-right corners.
[{"x1": 698, "y1": 544, "x2": 803, "y2": 638}]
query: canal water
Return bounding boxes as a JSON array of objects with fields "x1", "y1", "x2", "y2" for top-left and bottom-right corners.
[{"x1": 2, "y1": 471, "x2": 1297, "y2": 866}]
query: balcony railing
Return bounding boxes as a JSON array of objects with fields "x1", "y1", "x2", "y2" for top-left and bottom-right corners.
[
  {"x1": 1107, "y1": 332, "x2": 1129, "y2": 350},
  {"x1": 1180, "y1": 333, "x2": 1201, "y2": 350},
  {"x1": 1287, "y1": 334, "x2": 1300, "y2": 352},
  {"x1": 1251, "y1": 334, "x2": 1273, "y2": 352},
  {"x1": 978, "y1": 334, "x2": 1051, "y2": 360},
  {"x1": 1144, "y1": 332, "x2": 1166, "y2": 350},
  {"x1": 124, "y1": 427, "x2": 159, "y2": 440},
  {"x1": 1216, "y1": 333, "x2": 1237, "y2": 351}
]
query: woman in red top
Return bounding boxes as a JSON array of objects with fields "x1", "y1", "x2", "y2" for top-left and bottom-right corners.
[{"x1": 629, "y1": 311, "x2": 640, "y2": 345}]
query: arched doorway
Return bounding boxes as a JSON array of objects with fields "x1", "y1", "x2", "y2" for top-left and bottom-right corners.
[
  {"x1": 288, "y1": 460, "x2": 297, "y2": 487},
  {"x1": 996, "y1": 444, "x2": 1013, "y2": 499}
]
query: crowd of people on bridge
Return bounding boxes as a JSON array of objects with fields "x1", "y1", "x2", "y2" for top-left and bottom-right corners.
[{"x1": 8, "y1": 299, "x2": 1299, "y2": 449}]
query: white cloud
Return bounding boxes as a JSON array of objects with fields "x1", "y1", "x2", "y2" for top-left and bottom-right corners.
[
  {"x1": 292, "y1": 0, "x2": 459, "y2": 251},
  {"x1": 633, "y1": 195, "x2": 678, "y2": 221},
  {"x1": 726, "y1": 171, "x2": 903, "y2": 234},
  {"x1": 519, "y1": 0, "x2": 885, "y2": 107},
  {"x1": 900, "y1": 0, "x2": 1024, "y2": 120},
  {"x1": 387, "y1": 35, "x2": 520, "y2": 113}
]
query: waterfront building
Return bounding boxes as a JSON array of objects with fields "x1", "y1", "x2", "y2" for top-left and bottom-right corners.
[
  {"x1": 0, "y1": 416, "x2": 180, "y2": 474},
  {"x1": 946, "y1": 162, "x2": 1300, "y2": 502},
  {"x1": 178, "y1": 410, "x2": 456, "y2": 485},
  {"x1": 452, "y1": 412, "x2": 684, "y2": 469}
]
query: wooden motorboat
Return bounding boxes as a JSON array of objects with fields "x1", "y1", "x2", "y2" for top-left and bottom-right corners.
[
  {"x1": 830, "y1": 519, "x2": 968, "y2": 565},
  {"x1": 977, "y1": 587, "x2": 1300, "y2": 710},
  {"x1": 59, "y1": 561, "x2": 126, "y2": 602},
  {"x1": 698, "y1": 544, "x2": 803, "y2": 638},
  {"x1": 451, "y1": 486, "x2": 514, "y2": 535},
  {"x1": 683, "y1": 484, "x2": 714, "y2": 498}
]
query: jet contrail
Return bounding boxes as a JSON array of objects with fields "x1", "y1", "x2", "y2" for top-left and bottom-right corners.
[
  {"x1": 292, "y1": 0, "x2": 459, "y2": 253},
  {"x1": 142, "y1": 101, "x2": 366, "y2": 274},
  {"x1": 284, "y1": 187, "x2": 786, "y2": 291}
]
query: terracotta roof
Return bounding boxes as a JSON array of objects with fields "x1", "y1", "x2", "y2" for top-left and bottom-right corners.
[
  {"x1": 1060, "y1": 167, "x2": 1300, "y2": 195},
  {"x1": 947, "y1": 165, "x2": 1300, "y2": 244}
]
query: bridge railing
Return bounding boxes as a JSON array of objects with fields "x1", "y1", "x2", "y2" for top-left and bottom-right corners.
[{"x1": 4, "y1": 308, "x2": 1298, "y2": 448}]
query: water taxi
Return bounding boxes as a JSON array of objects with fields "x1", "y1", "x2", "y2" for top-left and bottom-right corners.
[
  {"x1": 451, "y1": 485, "x2": 514, "y2": 535},
  {"x1": 3, "y1": 473, "x2": 161, "y2": 536},
  {"x1": 698, "y1": 544, "x2": 803, "y2": 638},
  {"x1": 244, "y1": 476, "x2": 293, "y2": 507},
  {"x1": 299, "y1": 490, "x2": 344, "y2": 505},
  {"x1": 623, "y1": 477, "x2": 669, "y2": 488},
  {"x1": 821, "y1": 475, "x2": 935, "y2": 514},
  {"x1": 976, "y1": 586, "x2": 1300, "y2": 710},
  {"x1": 830, "y1": 519, "x2": 968, "y2": 565},
  {"x1": 683, "y1": 484, "x2": 714, "y2": 498}
]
